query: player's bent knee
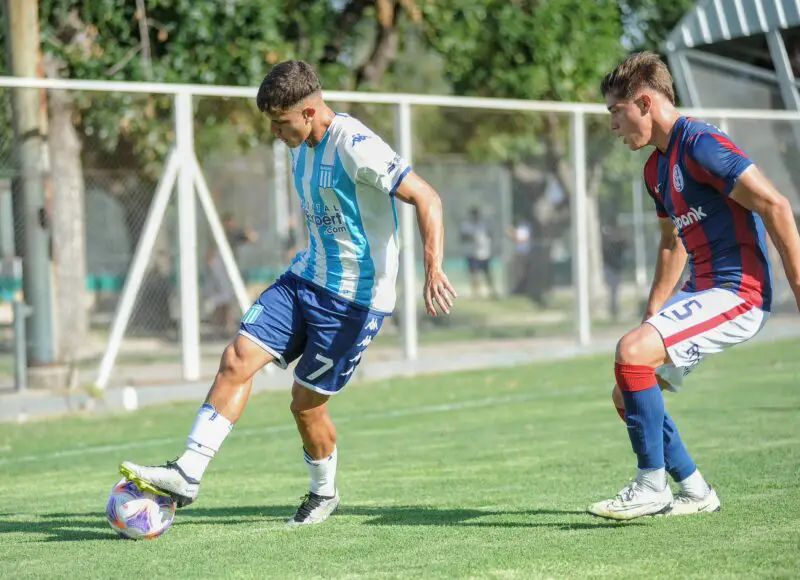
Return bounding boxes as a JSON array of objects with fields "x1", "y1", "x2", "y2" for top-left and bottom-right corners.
[
  {"x1": 615, "y1": 325, "x2": 665, "y2": 366},
  {"x1": 290, "y1": 383, "x2": 329, "y2": 418},
  {"x1": 219, "y1": 342, "x2": 250, "y2": 382},
  {"x1": 616, "y1": 332, "x2": 643, "y2": 363}
]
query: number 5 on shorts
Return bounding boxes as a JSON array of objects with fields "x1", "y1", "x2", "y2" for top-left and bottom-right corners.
[
  {"x1": 307, "y1": 354, "x2": 334, "y2": 381},
  {"x1": 661, "y1": 299, "x2": 703, "y2": 322}
]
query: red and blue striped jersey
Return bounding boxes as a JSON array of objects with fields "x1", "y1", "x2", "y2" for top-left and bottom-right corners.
[{"x1": 643, "y1": 116, "x2": 773, "y2": 311}]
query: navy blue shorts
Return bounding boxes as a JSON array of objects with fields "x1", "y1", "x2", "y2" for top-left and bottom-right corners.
[{"x1": 239, "y1": 274, "x2": 386, "y2": 395}]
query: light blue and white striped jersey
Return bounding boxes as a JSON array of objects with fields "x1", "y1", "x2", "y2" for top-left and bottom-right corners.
[{"x1": 288, "y1": 114, "x2": 410, "y2": 313}]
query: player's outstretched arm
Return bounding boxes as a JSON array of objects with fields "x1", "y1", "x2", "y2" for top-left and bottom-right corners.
[
  {"x1": 642, "y1": 218, "x2": 688, "y2": 321},
  {"x1": 730, "y1": 166, "x2": 800, "y2": 312},
  {"x1": 394, "y1": 172, "x2": 457, "y2": 316}
]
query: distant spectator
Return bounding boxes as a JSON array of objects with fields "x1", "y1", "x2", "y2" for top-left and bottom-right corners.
[
  {"x1": 602, "y1": 222, "x2": 629, "y2": 321},
  {"x1": 460, "y1": 206, "x2": 498, "y2": 299},
  {"x1": 506, "y1": 215, "x2": 532, "y2": 295},
  {"x1": 206, "y1": 213, "x2": 258, "y2": 338}
]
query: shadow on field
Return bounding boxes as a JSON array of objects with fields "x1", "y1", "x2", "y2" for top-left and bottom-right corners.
[
  {"x1": 0, "y1": 513, "x2": 118, "y2": 542},
  {"x1": 0, "y1": 504, "x2": 638, "y2": 542},
  {"x1": 177, "y1": 504, "x2": 639, "y2": 531}
]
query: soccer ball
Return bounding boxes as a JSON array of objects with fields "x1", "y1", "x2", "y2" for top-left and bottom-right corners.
[{"x1": 106, "y1": 478, "x2": 176, "y2": 540}]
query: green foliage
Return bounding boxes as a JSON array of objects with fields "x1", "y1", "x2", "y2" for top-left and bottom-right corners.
[
  {"x1": 2, "y1": 1, "x2": 363, "y2": 176},
  {"x1": 621, "y1": 0, "x2": 697, "y2": 53},
  {"x1": 415, "y1": 0, "x2": 694, "y2": 200},
  {"x1": 420, "y1": 1, "x2": 626, "y2": 102},
  {"x1": 0, "y1": 1, "x2": 696, "y2": 181}
]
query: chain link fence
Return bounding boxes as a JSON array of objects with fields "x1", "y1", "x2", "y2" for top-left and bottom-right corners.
[{"x1": 0, "y1": 79, "x2": 798, "y2": 390}]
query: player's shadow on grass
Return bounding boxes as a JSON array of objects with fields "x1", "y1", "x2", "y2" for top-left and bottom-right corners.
[
  {"x1": 3, "y1": 505, "x2": 638, "y2": 542},
  {"x1": 178, "y1": 505, "x2": 640, "y2": 530},
  {"x1": 0, "y1": 513, "x2": 118, "y2": 543}
]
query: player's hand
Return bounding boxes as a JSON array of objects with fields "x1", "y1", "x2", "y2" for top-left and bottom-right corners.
[{"x1": 423, "y1": 269, "x2": 457, "y2": 316}]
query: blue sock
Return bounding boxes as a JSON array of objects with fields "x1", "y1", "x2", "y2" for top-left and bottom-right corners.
[
  {"x1": 663, "y1": 411, "x2": 696, "y2": 482},
  {"x1": 621, "y1": 385, "x2": 665, "y2": 469}
]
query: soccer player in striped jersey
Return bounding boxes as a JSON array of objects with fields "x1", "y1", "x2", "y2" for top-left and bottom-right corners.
[
  {"x1": 589, "y1": 52, "x2": 800, "y2": 520},
  {"x1": 120, "y1": 61, "x2": 457, "y2": 526}
]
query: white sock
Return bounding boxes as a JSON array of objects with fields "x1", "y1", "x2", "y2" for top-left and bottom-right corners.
[
  {"x1": 304, "y1": 446, "x2": 337, "y2": 497},
  {"x1": 677, "y1": 469, "x2": 710, "y2": 498},
  {"x1": 637, "y1": 467, "x2": 667, "y2": 491},
  {"x1": 176, "y1": 404, "x2": 233, "y2": 481}
]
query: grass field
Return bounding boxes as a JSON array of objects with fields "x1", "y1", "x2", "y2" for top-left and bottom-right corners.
[{"x1": 1, "y1": 339, "x2": 799, "y2": 579}]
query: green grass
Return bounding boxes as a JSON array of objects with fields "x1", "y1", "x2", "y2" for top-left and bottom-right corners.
[{"x1": 1, "y1": 340, "x2": 799, "y2": 579}]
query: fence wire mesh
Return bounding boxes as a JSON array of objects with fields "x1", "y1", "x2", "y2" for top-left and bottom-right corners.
[{"x1": 0, "y1": 79, "x2": 798, "y2": 390}]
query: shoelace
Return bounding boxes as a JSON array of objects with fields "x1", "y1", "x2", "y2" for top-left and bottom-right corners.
[
  {"x1": 616, "y1": 481, "x2": 641, "y2": 502},
  {"x1": 294, "y1": 493, "x2": 326, "y2": 521}
]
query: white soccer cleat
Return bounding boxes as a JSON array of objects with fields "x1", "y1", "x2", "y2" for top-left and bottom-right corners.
[
  {"x1": 587, "y1": 481, "x2": 674, "y2": 520},
  {"x1": 285, "y1": 490, "x2": 340, "y2": 527},
  {"x1": 119, "y1": 460, "x2": 200, "y2": 508},
  {"x1": 667, "y1": 486, "x2": 721, "y2": 516}
]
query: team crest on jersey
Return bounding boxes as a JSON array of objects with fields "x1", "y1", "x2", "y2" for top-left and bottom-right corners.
[
  {"x1": 242, "y1": 304, "x2": 263, "y2": 325},
  {"x1": 672, "y1": 164, "x2": 684, "y2": 192},
  {"x1": 319, "y1": 164, "x2": 334, "y2": 188}
]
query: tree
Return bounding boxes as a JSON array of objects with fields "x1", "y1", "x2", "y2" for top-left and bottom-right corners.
[
  {"x1": 416, "y1": 0, "x2": 696, "y2": 307},
  {"x1": 416, "y1": 1, "x2": 627, "y2": 304},
  {"x1": 0, "y1": 0, "x2": 422, "y2": 345},
  {"x1": 621, "y1": 0, "x2": 697, "y2": 57}
]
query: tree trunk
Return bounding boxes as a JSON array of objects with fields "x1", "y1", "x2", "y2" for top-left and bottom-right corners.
[
  {"x1": 355, "y1": 1, "x2": 401, "y2": 88},
  {"x1": 44, "y1": 55, "x2": 88, "y2": 360},
  {"x1": 585, "y1": 183, "x2": 607, "y2": 305}
]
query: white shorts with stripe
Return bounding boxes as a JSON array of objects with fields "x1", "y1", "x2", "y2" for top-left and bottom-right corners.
[{"x1": 647, "y1": 288, "x2": 769, "y2": 392}]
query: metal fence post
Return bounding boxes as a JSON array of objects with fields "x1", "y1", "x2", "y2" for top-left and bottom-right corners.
[
  {"x1": 570, "y1": 110, "x2": 590, "y2": 346},
  {"x1": 396, "y1": 101, "x2": 418, "y2": 360},
  {"x1": 175, "y1": 91, "x2": 200, "y2": 381}
]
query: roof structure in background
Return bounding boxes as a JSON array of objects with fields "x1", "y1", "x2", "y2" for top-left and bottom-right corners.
[
  {"x1": 666, "y1": 0, "x2": 800, "y2": 51},
  {"x1": 664, "y1": 0, "x2": 800, "y2": 210}
]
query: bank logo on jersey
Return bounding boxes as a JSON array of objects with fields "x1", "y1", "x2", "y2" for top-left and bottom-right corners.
[
  {"x1": 301, "y1": 199, "x2": 347, "y2": 235},
  {"x1": 672, "y1": 164, "x2": 685, "y2": 192},
  {"x1": 672, "y1": 206, "x2": 707, "y2": 231}
]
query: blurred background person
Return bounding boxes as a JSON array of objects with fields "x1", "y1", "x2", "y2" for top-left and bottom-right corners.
[
  {"x1": 205, "y1": 213, "x2": 258, "y2": 338},
  {"x1": 460, "y1": 206, "x2": 498, "y2": 299}
]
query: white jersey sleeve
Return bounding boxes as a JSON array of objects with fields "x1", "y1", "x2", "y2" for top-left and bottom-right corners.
[{"x1": 336, "y1": 122, "x2": 410, "y2": 196}]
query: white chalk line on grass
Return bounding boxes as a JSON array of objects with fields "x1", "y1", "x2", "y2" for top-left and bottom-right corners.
[{"x1": 0, "y1": 386, "x2": 595, "y2": 467}]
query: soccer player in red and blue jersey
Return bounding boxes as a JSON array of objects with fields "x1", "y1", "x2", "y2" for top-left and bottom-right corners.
[{"x1": 589, "y1": 52, "x2": 800, "y2": 520}]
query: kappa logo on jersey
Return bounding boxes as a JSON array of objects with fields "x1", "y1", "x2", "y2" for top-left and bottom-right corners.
[
  {"x1": 365, "y1": 318, "x2": 379, "y2": 332},
  {"x1": 672, "y1": 206, "x2": 707, "y2": 231},
  {"x1": 672, "y1": 164, "x2": 684, "y2": 192},
  {"x1": 351, "y1": 133, "x2": 371, "y2": 147}
]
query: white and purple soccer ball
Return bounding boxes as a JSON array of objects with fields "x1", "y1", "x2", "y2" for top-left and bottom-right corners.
[{"x1": 106, "y1": 478, "x2": 176, "y2": 540}]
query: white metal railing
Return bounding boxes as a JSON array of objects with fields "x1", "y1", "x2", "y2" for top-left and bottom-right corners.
[{"x1": 1, "y1": 75, "x2": 798, "y2": 388}]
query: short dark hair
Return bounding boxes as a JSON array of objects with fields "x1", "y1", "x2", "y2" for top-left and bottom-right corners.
[
  {"x1": 256, "y1": 60, "x2": 321, "y2": 113},
  {"x1": 601, "y1": 51, "x2": 676, "y2": 105}
]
